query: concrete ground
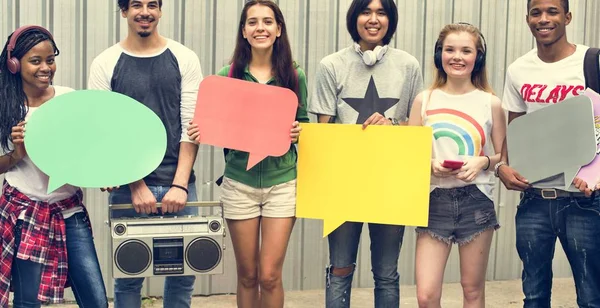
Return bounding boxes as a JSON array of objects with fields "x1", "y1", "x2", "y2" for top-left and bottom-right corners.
[{"x1": 53, "y1": 278, "x2": 577, "y2": 307}]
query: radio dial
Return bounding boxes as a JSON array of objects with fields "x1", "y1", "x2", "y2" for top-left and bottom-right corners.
[
  {"x1": 209, "y1": 220, "x2": 221, "y2": 232},
  {"x1": 114, "y1": 224, "x2": 126, "y2": 236}
]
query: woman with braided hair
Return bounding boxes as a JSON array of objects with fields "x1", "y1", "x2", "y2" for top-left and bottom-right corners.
[{"x1": 0, "y1": 25, "x2": 107, "y2": 308}]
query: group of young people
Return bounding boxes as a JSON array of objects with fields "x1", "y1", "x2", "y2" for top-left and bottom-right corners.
[{"x1": 0, "y1": 0, "x2": 598, "y2": 307}]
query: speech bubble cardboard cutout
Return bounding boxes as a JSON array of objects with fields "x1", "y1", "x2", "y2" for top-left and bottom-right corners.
[
  {"x1": 25, "y1": 90, "x2": 167, "y2": 193},
  {"x1": 296, "y1": 124, "x2": 432, "y2": 237},
  {"x1": 193, "y1": 75, "x2": 298, "y2": 170},
  {"x1": 507, "y1": 95, "x2": 596, "y2": 189}
]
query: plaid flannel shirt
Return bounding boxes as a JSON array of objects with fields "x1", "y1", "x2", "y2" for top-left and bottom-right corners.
[{"x1": 0, "y1": 182, "x2": 89, "y2": 307}]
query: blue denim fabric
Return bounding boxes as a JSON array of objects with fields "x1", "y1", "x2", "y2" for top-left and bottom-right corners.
[
  {"x1": 11, "y1": 220, "x2": 42, "y2": 308},
  {"x1": 416, "y1": 185, "x2": 499, "y2": 245},
  {"x1": 109, "y1": 184, "x2": 198, "y2": 308},
  {"x1": 65, "y1": 212, "x2": 109, "y2": 307},
  {"x1": 516, "y1": 191, "x2": 600, "y2": 308},
  {"x1": 11, "y1": 213, "x2": 108, "y2": 308},
  {"x1": 109, "y1": 185, "x2": 198, "y2": 219},
  {"x1": 326, "y1": 222, "x2": 405, "y2": 308}
]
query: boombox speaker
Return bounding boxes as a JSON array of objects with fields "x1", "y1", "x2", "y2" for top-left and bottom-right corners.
[{"x1": 109, "y1": 201, "x2": 225, "y2": 278}]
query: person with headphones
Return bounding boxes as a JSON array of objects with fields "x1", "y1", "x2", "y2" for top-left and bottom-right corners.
[
  {"x1": 308, "y1": 0, "x2": 422, "y2": 307},
  {"x1": 407, "y1": 23, "x2": 506, "y2": 307},
  {"x1": 0, "y1": 25, "x2": 108, "y2": 307}
]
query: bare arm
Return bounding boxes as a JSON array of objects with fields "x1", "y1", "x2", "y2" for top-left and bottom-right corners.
[
  {"x1": 407, "y1": 93, "x2": 423, "y2": 127},
  {"x1": 172, "y1": 142, "x2": 199, "y2": 188},
  {"x1": 160, "y1": 142, "x2": 199, "y2": 213},
  {"x1": 0, "y1": 122, "x2": 26, "y2": 175},
  {"x1": 317, "y1": 114, "x2": 332, "y2": 124},
  {"x1": 162, "y1": 49, "x2": 203, "y2": 213},
  {"x1": 488, "y1": 96, "x2": 508, "y2": 168},
  {"x1": 499, "y1": 111, "x2": 525, "y2": 164},
  {"x1": 497, "y1": 111, "x2": 531, "y2": 190},
  {"x1": 0, "y1": 153, "x2": 20, "y2": 174}
]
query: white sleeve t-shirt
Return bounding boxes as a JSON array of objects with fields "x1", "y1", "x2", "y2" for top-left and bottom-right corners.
[
  {"x1": 503, "y1": 44, "x2": 590, "y2": 114},
  {"x1": 3, "y1": 86, "x2": 83, "y2": 219}
]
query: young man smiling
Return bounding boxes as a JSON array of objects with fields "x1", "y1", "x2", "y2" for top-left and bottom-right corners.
[
  {"x1": 498, "y1": 0, "x2": 600, "y2": 306},
  {"x1": 88, "y1": 0, "x2": 203, "y2": 307}
]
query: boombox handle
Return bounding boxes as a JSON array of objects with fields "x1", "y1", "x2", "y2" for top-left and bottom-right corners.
[{"x1": 109, "y1": 201, "x2": 221, "y2": 211}]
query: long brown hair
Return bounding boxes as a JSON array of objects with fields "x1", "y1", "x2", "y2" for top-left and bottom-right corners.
[
  {"x1": 430, "y1": 23, "x2": 494, "y2": 94},
  {"x1": 230, "y1": 0, "x2": 298, "y2": 95}
]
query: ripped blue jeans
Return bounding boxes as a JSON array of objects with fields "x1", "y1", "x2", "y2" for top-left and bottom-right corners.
[
  {"x1": 325, "y1": 222, "x2": 404, "y2": 308},
  {"x1": 516, "y1": 191, "x2": 600, "y2": 308}
]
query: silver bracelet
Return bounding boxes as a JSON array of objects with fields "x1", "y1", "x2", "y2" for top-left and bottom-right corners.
[{"x1": 494, "y1": 161, "x2": 508, "y2": 177}]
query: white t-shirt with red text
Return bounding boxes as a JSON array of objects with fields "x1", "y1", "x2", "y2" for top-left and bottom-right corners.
[{"x1": 503, "y1": 44, "x2": 589, "y2": 114}]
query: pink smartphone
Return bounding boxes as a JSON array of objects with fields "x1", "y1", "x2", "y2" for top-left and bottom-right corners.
[{"x1": 442, "y1": 160, "x2": 464, "y2": 170}]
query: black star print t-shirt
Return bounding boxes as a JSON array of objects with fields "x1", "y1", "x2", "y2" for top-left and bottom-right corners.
[{"x1": 309, "y1": 46, "x2": 422, "y2": 124}]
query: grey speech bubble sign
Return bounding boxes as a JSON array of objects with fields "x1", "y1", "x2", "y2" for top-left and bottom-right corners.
[{"x1": 507, "y1": 95, "x2": 596, "y2": 189}]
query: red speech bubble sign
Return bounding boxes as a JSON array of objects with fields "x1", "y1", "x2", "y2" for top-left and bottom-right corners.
[{"x1": 193, "y1": 75, "x2": 298, "y2": 170}]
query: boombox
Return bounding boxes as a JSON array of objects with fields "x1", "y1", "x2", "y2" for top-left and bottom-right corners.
[{"x1": 109, "y1": 202, "x2": 225, "y2": 278}]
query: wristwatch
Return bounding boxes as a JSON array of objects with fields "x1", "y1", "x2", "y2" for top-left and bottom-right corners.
[
  {"x1": 494, "y1": 161, "x2": 508, "y2": 177},
  {"x1": 388, "y1": 118, "x2": 399, "y2": 125}
]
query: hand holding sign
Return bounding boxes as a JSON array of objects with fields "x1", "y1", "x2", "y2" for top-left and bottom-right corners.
[
  {"x1": 507, "y1": 95, "x2": 596, "y2": 189},
  {"x1": 25, "y1": 90, "x2": 167, "y2": 193},
  {"x1": 193, "y1": 75, "x2": 298, "y2": 170}
]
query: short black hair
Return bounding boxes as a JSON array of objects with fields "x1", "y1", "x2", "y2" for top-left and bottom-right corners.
[
  {"x1": 118, "y1": 0, "x2": 163, "y2": 11},
  {"x1": 527, "y1": 0, "x2": 569, "y2": 13},
  {"x1": 346, "y1": 0, "x2": 398, "y2": 45}
]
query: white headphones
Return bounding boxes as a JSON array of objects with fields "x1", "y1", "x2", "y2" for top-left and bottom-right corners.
[{"x1": 353, "y1": 43, "x2": 389, "y2": 66}]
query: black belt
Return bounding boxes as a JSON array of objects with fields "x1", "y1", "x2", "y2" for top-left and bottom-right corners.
[{"x1": 527, "y1": 188, "x2": 590, "y2": 199}]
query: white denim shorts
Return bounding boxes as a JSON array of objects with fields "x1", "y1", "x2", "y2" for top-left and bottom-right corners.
[{"x1": 220, "y1": 177, "x2": 296, "y2": 220}]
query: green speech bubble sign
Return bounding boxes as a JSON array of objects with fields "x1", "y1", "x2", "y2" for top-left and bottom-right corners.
[{"x1": 24, "y1": 90, "x2": 167, "y2": 193}]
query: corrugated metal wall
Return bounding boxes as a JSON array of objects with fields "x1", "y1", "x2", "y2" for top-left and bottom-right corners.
[{"x1": 1, "y1": 0, "x2": 599, "y2": 299}]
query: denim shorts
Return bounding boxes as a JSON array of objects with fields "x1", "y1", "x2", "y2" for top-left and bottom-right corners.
[{"x1": 416, "y1": 185, "x2": 499, "y2": 245}]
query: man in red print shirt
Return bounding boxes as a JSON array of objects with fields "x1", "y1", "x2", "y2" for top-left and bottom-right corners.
[{"x1": 496, "y1": 0, "x2": 600, "y2": 307}]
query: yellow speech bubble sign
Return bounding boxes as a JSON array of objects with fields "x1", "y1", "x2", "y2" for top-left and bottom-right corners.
[{"x1": 296, "y1": 124, "x2": 432, "y2": 237}]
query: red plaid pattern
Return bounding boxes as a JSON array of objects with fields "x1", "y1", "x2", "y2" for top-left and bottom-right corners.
[{"x1": 0, "y1": 182, "x2": 90, "y2": 307}]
